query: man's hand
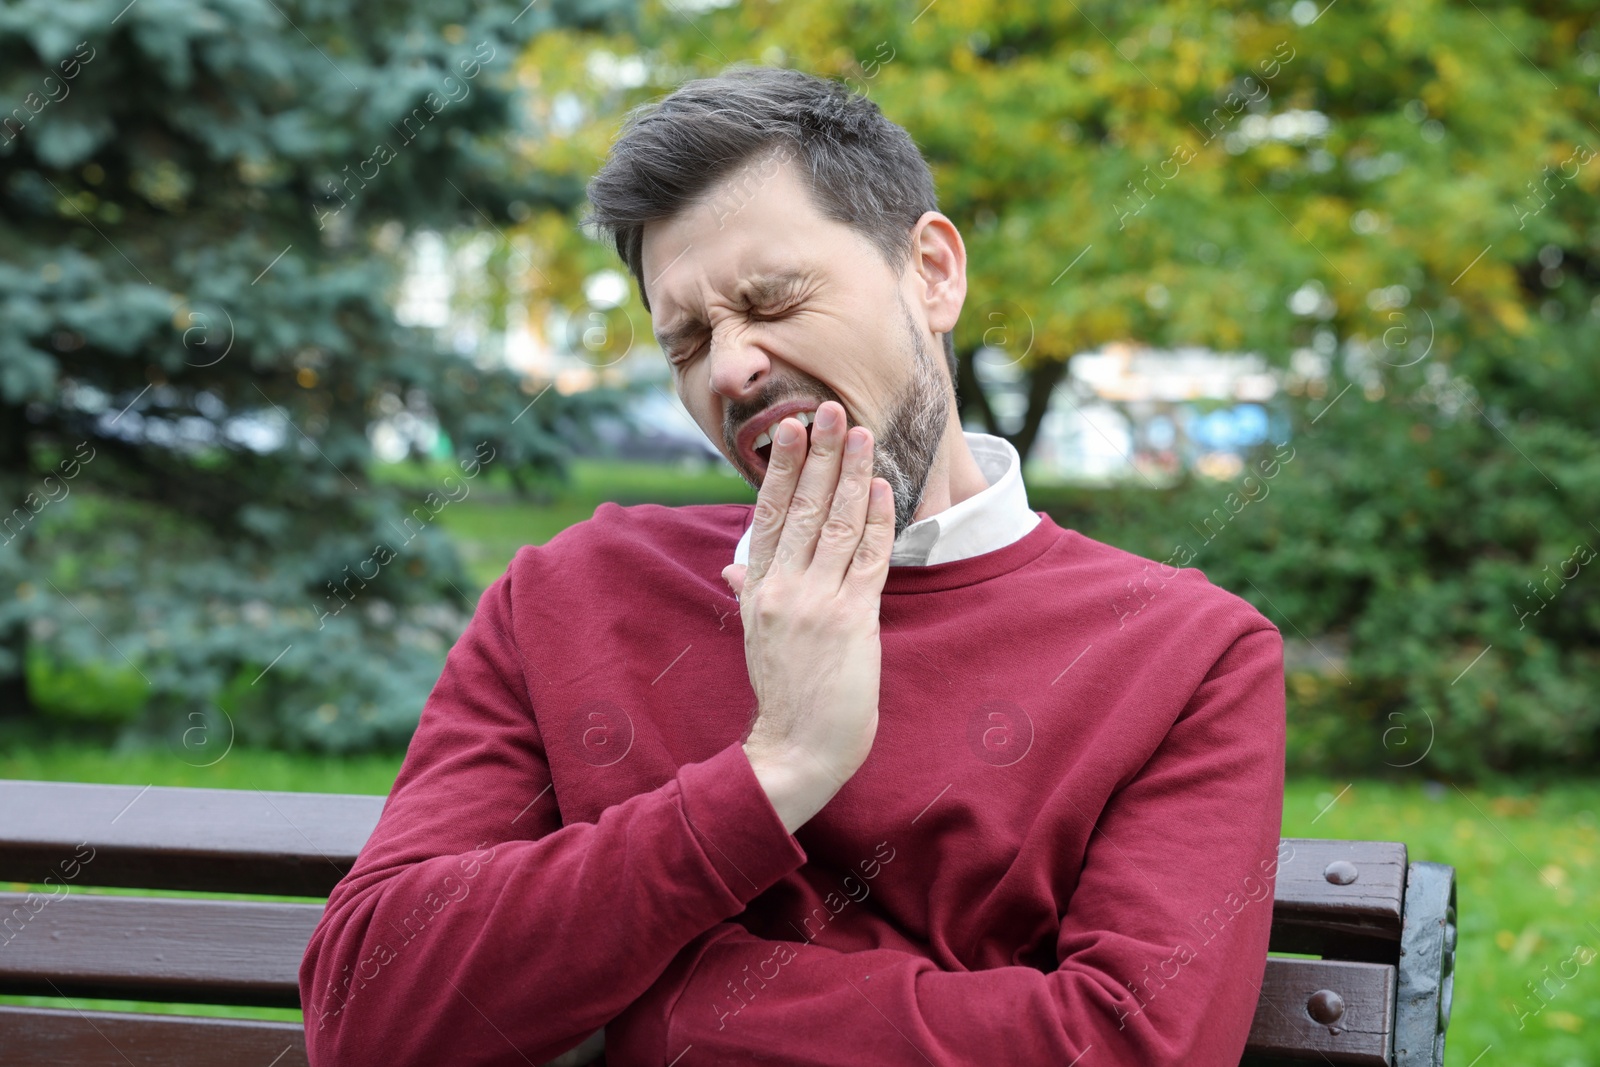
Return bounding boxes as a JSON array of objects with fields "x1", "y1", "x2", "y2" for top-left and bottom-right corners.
[{"x1": 720, "y1": 400, "x2": 896, "y2": 833}]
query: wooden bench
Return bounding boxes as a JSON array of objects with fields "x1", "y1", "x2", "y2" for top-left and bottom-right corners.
[{"x1": 0, "y1": 779, "x2": 1456, "y2": 1065}]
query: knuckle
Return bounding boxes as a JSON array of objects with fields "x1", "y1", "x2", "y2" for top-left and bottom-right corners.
[
  {"x1": 833, "y1": 477, "x2": 867, "y2": 506},
  {"x1": 755, "y1": 597, "x2": 783, "y2": 625},
  {"x1": 752, "y1": 497, "x2": 785, "y2": 528},
  {"x1": 786, "y1": 493, "x2": 824, "y2": 526},
  {"x1": 750, "y1": 578, "x2": 781, "y2": 612},
  {"x1": 853, "y1": 531, "x2": 888, "y2": 568},
  {"x1": 820, "y1": 514, "x2": 858, "y2": 544}
]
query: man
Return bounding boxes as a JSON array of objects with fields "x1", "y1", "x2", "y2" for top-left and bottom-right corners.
[{"x1": 300, "y1": 65, "x2": 1286, "y2": 1066}]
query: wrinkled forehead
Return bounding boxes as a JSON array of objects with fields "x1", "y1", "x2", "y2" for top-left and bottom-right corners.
[{"x1": 639, "y1": 156, "x2": 822, "y2": 298}]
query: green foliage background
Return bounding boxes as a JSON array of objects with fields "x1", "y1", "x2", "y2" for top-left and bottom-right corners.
[
  {"x1": 2, "y1": 0, "x2": 1596, "y2": 779},
  {"x1": 0, "y1": 0, "x2": 631, "y2": 751}
]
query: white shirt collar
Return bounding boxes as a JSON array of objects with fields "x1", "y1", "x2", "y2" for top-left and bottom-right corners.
[{"x1": 733, "y1": 431, "x2": 1040, "y2": 568}]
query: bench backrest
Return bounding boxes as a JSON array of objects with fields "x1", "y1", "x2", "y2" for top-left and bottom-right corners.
[{"x1": 0, "y1": 779, "x2": 1455, "y2": 1066}]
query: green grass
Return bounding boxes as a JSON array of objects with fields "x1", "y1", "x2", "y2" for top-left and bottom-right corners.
[
  {"x1": 1279, "y1": 778, "x2": 1599, "y2": 1066},
  {"x1": 3, "y1": 745, "x2": 1597, "y2": 1064},
  {"x1": 0, "y1": 742, "x2": 405, "y2": 793}
]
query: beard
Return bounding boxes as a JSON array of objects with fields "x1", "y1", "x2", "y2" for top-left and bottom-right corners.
[
  {"x1": 724, "y1": 292, "x2": 950, "y2": 540},
  {"x1": 874, "y1": 294, "x2": 950, "y2": 536}
]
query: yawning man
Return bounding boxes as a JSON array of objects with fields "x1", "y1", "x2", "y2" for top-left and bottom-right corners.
[{"x1": 301, "y1": 64, "x2": 1288, "y2": 1067}]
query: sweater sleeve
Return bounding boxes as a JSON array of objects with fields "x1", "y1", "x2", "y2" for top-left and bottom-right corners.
[
  {"x1": 604, "y1": 625, "x2": 1287, "y2": 1067},
  {"x1": 297, "y1": 554, "x2": 808, "y2": 1067}
]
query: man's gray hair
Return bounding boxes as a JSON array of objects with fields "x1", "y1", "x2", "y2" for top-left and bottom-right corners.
[{"x1": 582, "y1": 64, "x2": 957, "y2": 381}]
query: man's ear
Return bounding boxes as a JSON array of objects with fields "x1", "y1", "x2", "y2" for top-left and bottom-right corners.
[{"x1": 908, "y1": 212, "x2": 967, "y2": 340}]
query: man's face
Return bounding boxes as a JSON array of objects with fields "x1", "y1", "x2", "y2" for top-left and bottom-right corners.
[{"x1": 639, "y1": 153, "x2": 950, "y2": 536}]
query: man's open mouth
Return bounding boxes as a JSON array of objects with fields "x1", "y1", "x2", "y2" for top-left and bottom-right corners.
[{"x1": 752, "y1": 409, "x2": 817, "y2": 467}]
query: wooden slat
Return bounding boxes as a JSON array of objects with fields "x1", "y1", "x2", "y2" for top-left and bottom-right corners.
[
  {"x1": 0, "y1": 1006, "x2": 308, "y2": 1067},
  {"x1": 0, "y1": 780, "x2": 383, "y2": 895},
  {"x1": 0, "y1": 893, "x2": 319, "y2": 1007},
  {"x1": 0, "y1": 1006, "x2": 609, "y2": 1067},
  {"x1": 1268, "y1": 839, "x2": 1407, "y2": 958},
  {"x1": 1242, "y1": 958, "x2": 1396, "y2": 1065},
  {"x1": 0, "y1": 780, "x2": 1405, "y2": 950},
  {"x1": 0, "y1": 1006, "x2": 306, "y2": 1067}
]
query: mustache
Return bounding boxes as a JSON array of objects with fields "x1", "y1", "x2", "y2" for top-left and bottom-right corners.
[{"x1": 723, "y1": 382, "x2": 841, "y2": 443}]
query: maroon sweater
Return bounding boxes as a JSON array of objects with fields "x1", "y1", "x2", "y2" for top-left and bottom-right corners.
[{"x1": 299, "y1": 502, "x2": 1286, "y2": 1066}]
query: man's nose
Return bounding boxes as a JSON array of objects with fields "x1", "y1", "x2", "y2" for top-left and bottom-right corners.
[{"x1": 707, "y1": 332, "x2": 771, "y2": 400}]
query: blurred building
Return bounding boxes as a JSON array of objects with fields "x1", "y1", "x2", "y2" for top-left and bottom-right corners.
[{"x1": 971, "y1": 341, "x2": 1282, "y2": 485}]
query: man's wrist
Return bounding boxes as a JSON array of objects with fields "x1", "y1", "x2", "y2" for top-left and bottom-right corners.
[{"x1": 742, "y1": 742, "x2": 839, "y2": 834}]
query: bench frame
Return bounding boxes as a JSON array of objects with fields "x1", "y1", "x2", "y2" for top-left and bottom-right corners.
[{"x1": 0, "y1": 779, "x2": 1455, "y2": 1065}]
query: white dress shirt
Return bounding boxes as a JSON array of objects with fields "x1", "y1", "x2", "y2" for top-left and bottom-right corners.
[{"x1": 733, "y1": 431, "x2": 1041, "y2": 567}]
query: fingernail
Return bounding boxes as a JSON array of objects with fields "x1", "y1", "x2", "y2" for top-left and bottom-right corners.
[
  {"x1": 817, "y1": 404, "x2": 840, "y2": 430},
  {"x1": 846, "y1": 429, "x2": 864, "y2": 453},
  {"x1": 776, "y1": 421, "x2": 797, "y2": 445}
]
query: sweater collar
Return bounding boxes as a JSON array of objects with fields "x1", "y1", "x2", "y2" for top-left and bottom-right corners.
[{"x1": 733, "y1": 431, "x2": 1041, "y2": 568}]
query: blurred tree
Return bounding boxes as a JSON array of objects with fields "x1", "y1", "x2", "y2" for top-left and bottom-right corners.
[
  {"x1": 511, "y1": 0, "x2": 1598, "y2": 773},
  {"x1": 0, "y1": 0, "x2": 629, "y2": 747},
  {"x1": 511, "y1": 0, "x2": 1592, "y2": 461}
]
